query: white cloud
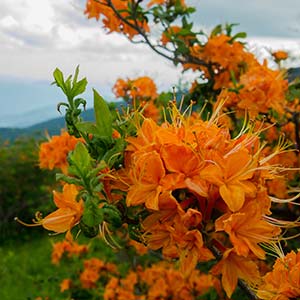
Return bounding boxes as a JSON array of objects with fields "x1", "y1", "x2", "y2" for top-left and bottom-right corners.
[{"x1": 1, "y1": 0, "x2": 300, "y2": 88}]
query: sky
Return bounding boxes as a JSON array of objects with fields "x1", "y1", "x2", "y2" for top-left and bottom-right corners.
[{"x1": 1, "y1": 0, "x2": 300, "y2": 127}]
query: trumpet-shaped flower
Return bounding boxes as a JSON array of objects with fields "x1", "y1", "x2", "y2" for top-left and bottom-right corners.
[
  {"x1": 211, "y1": 248, "x2": 260, "y2": 298},
  {"x1": 216, "y1": 201, "x2": 281, "y2": 259},
  {"x1": 126, "y1": 151, "x2": 166, "y2": 210},
  {"x1": 200, "y1": 148, "x2": 257, "y2": 212},
  {"x1": 42, "y1": 184, "x2": 84, "y2": 233}
]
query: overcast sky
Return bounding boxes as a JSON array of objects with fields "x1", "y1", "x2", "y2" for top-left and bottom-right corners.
[{"x1": 1, "y1": 0, "x2": 300, "y2": 127}]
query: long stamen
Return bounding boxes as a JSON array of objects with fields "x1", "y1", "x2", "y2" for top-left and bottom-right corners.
[
  {"x1": 14, "y1": 217, "x2": 41, "y2": 227},
  {"x1": 269, "y1": 193, "x2": 300, "y2": 205}
]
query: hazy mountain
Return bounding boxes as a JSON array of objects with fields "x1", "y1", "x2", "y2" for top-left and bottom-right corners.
[
  {"x1": 0, "y1": 105, "x2": 60, "y2": 128},
  {"x1": 0, "y1": 108, "x2": 95, "y2": 141},
  {"x1": 0, "y1": 100, "x2": 125, "y2": 141}
]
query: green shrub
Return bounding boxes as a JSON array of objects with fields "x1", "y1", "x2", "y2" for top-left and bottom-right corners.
[{"x1": 0, "y1": 137, "x2": 57, "y2": 242}]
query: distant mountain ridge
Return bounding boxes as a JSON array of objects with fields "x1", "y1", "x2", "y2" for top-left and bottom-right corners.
[{"x1": 0, "y1": 108, "x2": 95, "y2": 141}]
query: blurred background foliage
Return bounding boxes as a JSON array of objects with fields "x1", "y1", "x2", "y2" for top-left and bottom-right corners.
[{"x1": 0, "y1": 137, "x2": 57, "y2": 243}]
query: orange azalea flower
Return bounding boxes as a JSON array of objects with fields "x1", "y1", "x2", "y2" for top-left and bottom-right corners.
[
  {"x1": 272, "y1": 50, "x2": 288, "y2": 61},
  {"x1": 216, "y1": 201, "x2": 281, "y2": 259},
  {"x1": 200, "y1": 148, "x2": 258, "y2": 212},
  {"x1": 80, "y1": 268, "x2": 100, "y2": 289},
  {"x1": 185, "y1": 34, "x2": 257, "y2": 89},
  {"x1": 104, "y1": 262, "x2": 218, "y2": 300},
  {"x1": 51, "y1": 240, "x2": 72, "y2": 264},
  {"x1": 39, "y1": 131, "x2": 84, "y2": 174},
  {"x1": 113, "y1": 76, "x2": 158, "y2": 101},
  {"x1": 51, "y1": 237, "x2": 88, "y2": 264},
  {"x1": 211, "y1": 248, "x2": 260, "y2": 298},
  {"x1": 42, "y1": 184, "x2": 84, "y2": 233},
  {"x1": 218, "y1": 62, "x2": 288, "y2": 118},
  {"x1": 179, "y1": 229, "x2": 214, "y2": 276},
  {"x1": 257, "y1": 250, "x2": 300, "y2": 300},
  {"x1": 126, "y1": 118, "x2": 160, "y2": 152},
  {"x1": 60, "y1": 278, "x2": 72, "y2": 292},
  {"x1": 80, "y1": 258, "x2": 118, "y2": 289},
  {"x1": 160, "y1": 143, "x2": 208, "y2": 197},
  {"x1": 85, "y1": 0, "x2": 149, "y2": 39},
  {"x1": 126, "y1": 150, "x2": 166, "y2": 210}
]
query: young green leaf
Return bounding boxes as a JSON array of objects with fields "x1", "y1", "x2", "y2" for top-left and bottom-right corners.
[
  {"x1": 93, "y1": 89, "x2": 113, "y2": 137},
  {"x1": 69, "y1": 142, "x2": 92, "y2": 176}
]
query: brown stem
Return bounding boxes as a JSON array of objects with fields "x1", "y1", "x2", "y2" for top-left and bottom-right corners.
[{"x1": 93, "y1": 0, "x2": 213, "y2": 70}]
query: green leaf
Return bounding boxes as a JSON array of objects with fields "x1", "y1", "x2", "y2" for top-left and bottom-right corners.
[
  {"x1": 230, "y1": 32, "x2": 247, "y2": 42},
  {"x1": 93, "y1": 89, "x2": 113, "y2": 137},
  {"x1": 76, "y1": 121, "x2": 100, "y2": 136},
  {"x1": 102, "y1": 138, "x2": 126, "y2": 167},
  {"x1": 68, "y1": 142, "x2": 92, "y2": 176},
  {"x1": 71, "y1": 78, "x2": 88, "y2": 99},
  {"x1": 210, "y1": 24, "x2": 222, "y2": 37},
  {"x1": 52, "y1": 68, "x2": 67, "y2": 94},
  {"x1": 56, "y1": 173, "x2": 82, "y2": 186},
  {"x1": 82, "y1": 199, "x2": 103, "y2": 227}
]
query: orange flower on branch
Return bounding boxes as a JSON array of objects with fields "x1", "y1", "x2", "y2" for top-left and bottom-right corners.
[
  {"x1": 126, "y1": 150, "x2": 166, "y2": 210},
  {"x1": 80, "y1": 258, "x2": 118, "y2": 289},
  {"x1": 185, "y1": 34, "x2": 257, "y2": 89},
  {"x1": 113, "y1": 76, "x2": 158, "y2": 101},
  {"x1": 42, "y1": 184, "x2": 84, "y2": 233},
  {"x1": 85, "y1": 0, "x2": 149, "y2": 39},
  {"x1": 51, "y1": 231, "x2": 89, "y2": 264},
  {"x1": 39, "y1": 131, "x2": 84, "y2": 174},
  {"x1": 272, "y1": 50, "x2": 288, "y2": 62},
  {"x1": 200, "y1": 148, "x2": 258, "y2": 212},
  {"x1": 211, "y1": 248, "x2": 260, "y2": 298},
  {"x1": 217, "y1": 62, "x2": 288, "y2": 118},
  {"x1": 216, "y1": 201, "x2": 281, "y2": 259},
  {"x1": 257, "y1": 250, "x2": 300, "y2": 300},
  {"x1": 60, "y1": 279, "x2": 72, "y2": 292}
]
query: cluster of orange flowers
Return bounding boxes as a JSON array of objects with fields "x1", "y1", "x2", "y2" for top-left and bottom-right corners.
[
  {"x1": 113, "y1": 76, "x2": 160, "y2": 120},
  {"x1": 51, "y1": 231, "x2": 88, "y2": 264},
  {"x1": 186, "y1": 34, "x2": 256, "y2": 90},
  {"x1": 104, "y1": 262, "x2": 220, "y2": 300},
  {"x1": 257, "y1": 250, "x2": 300, "y2": 300},
  {"x1": 104, "y1": 104, "x2": 290, "y2": 297},
  {"x1": 80, "y1": 258, "x2": 118, "y2": 289},
  {"x1": 113, "y1": 76, "x2": 158, "y2": 100},
  {"x1": 185, "y1": 33, "x2": 289, "y2": 120},
  {"x1": 39, "y1": 131, "x2": 83, "y2": 174},
  {"x1": 85, "y1": 0, "x2": 149, "y2": 39},
  {"x1": 217, "y1": 62, "x2": 288, "y2": 118}
]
